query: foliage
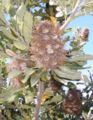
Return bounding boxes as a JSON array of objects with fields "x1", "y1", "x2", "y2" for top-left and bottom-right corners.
[{"x1": 0, "y1": 0, "x2": 93, "y2": 120}]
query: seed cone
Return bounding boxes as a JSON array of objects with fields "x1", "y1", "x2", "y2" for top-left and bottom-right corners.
[
  {"x1": 30, "y1": 21, "x2": 65, "y2": 69},
  {"x1": 80, "y1": 28, "x2": 89, "y2": 41},
  {"x1": 63, "y1": 88, "x2": 82, "y2": 116},
  {"x1": 49, "y1": 79, "x2": 62, "y2": 92}
]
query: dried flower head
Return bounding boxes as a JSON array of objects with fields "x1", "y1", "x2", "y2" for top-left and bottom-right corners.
[
  {"x1": 80, "y1": 27, "x2": 89, "y2": 41},
  {"x1": 63, "y1": 89, "x2": 82, "y2": 116},
  {"x1": 30, "y1": 21, "x2": 65, "y2": 69},
  {"x1": 6, "y1": 49, "x2": 26, "y2": 87},
  {"x1": 7, "y1": 58, "x2": 25, "y2": 88}
]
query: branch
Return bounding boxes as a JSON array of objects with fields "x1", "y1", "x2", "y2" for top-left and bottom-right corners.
[
  {"x1": 34, "y1": 80, "x2": 44, "y2": 120},
  {"x1": 60, "y1": 0, "x2": 81, "y2": 31}
]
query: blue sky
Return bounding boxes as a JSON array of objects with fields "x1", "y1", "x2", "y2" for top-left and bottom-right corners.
[{"x1": 68, "y1": 15, "x2": 93, "y2": 69}]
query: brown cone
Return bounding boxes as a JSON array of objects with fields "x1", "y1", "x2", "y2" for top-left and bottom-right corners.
[
  {"x1": 80, "y1": 28, "x2": 89, "y2": 41},
  {"x1": 63, "y1": 88, "x2": 82, "y2": 116},
  {"x1": 49, "y1": 79, "x2": 61, "y2": 92},
  {"x1": 29, "y1": 21, "x2": 66, "y2": 69}
]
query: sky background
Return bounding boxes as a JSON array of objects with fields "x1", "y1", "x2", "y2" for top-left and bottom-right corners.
[{"x1": 68, "y1": 15, "x2": 93, "y2": 70}]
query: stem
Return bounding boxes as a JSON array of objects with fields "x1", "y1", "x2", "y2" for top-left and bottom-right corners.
[
  {"x1": 60, "y1": 0, "x2": 80, "y2": 31},
  {"x1": 34, "y1": 80, "x2": 44, "y2": 120}
]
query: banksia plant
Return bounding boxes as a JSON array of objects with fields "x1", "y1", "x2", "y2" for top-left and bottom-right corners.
[{"x1": 0, "y1": 0, "x2": 93, "y2": 120}]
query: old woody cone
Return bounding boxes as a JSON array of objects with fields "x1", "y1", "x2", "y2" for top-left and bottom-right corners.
[
  {"x1": 80, "y1": 28, "x2": 89, "y2": 41},
  {"x1": 63, "y1": 88, "x2": 82, "y2": 115}
]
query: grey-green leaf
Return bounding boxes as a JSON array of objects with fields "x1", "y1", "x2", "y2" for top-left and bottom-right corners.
[
  {"x1": 16, "y1": 3, "x2": 26, "y2": 18},
  {"x1": 8, "y1": 69, "x2": 22, "y2": 79},
  {"x1": 30, "y1": 70, "x2": 43, "y2": 87},
  {"x1": 54, "y1": 66, "x2": 81, "y2": 80},
  {"x1": 41, "y1": 71, "x2": 50, "y2": 81},
  {"x1": 23, "y1": 68, "x2": 35, "y2": 83},
  {"x1": 23, "y1": 11, "x2": 33, "y2": 43},
  {"x1": 0, "y1": 87, "x2": 24, "y2": 103},
  {"x1": 49, "y1": 94, "x2": 62, "y2": 103},
  {"x1": 1, "y1": 27, "x2": 17, "y2": 41},
  {"x1": 70, "y1": 54, "x2": 93, "y2": 62},
  {"x1": 14, "y1": 41, "x2": 28, "y2": 50},
  {"x1": 16, "y1": 3, "x2": 33, "y2": 43}
]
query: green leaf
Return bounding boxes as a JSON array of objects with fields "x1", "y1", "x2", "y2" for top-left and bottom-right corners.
[
  {"x1": 8, "y1": 69, "x2": 22, "y2": 79},
  {"x1": 41, "y1": 71, "x2": 50, "y2": 81},
  {"x1": 15, "y1": 3, "x2": 26, "y2": 35},
  {"x1": 67, "y1": 82, "x2": 76, "y2": 89},
  {"x1": 23, "y1": 11, "x2": 33, "y2": 43},
  {"x1": 1, "y1": 27, "x2": 18, "y2": 41},
  {"x1": 0, "y1": 87, "x2": 24, "y2": 103},
  {"x1": 50, "y1": 94, "x2": 62, "y2": 102},
  {"x1": 16, "y1": 3, "x2": 33, "y2": 43},
  {"x1": 54, "y1": 66, "x2": 81, "y2": 80},
  {"x1": 0, "y1": 6, "x2": 6, "y2": 24},
  {"x1": 22, "y1": 68, "x2": 35, "y2": 83},
  {"x1": 53, "y1": 72, "x2": 68, "y2": 85},
  {"x1": 7, "y1": 94, "x2": 16, "y2": 102},
  {"x1": 70, "y1": 54, "x2": 93, "y2": 62},
  {"x1": 43, "y1": 88, "x2": 53, "y2": 98},
  {"x1": 24, "y1": 91, "x2": 34, "y2": 104},
  {"x1": 64, "y1": 62, "x2": 83, "y2": 70},
  {"x1": 14, "y1": 41, "x2": 28, "y2": 50},
  {"x1": 31, "y1": 76, "x2": 39, "y2": 87},
  {"x1": 16, "y1": 3, "x2": 26, "y2": 18},
  {"x1": 46, "y1": 94, "x2": 62, "y2": 104},
  {"x1": 30, "y1": 70, "x2": 44, "y2": 87}
]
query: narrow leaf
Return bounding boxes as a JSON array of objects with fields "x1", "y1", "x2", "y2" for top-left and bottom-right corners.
[
  {"x1": 16, "y1": 3, "x2": 26, "y2": 18},
  {"x1": 54, "y1": 66, "x2": 81, "y2": 80},
  {"x1": 1, "y1": 27, "x2": 17, "y2": 41},
  {"x1": 23, "y1": 11, "x2": 33, "y2": 43},
  {"x1": 0, "y1": 87, "x2": 24, "y2": 103},
  {"x1": 30, "y1": 70, "x2": 44, "y2": 87},
  {"x1": 70, "y1": 54, "x2": 93, "y2": 62},
  {"x1": 46, "y1": 94, "x2": 62, "y2": 104},
  {"x1": 22, "y1": 68, "x2": 35, "y2": 83},
  {"x1": 14, "y1": 41, "x2": 28, "y2": 50},
  {"x1": 8, "y1": 69, "x2": 22, "y2": 79}
]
